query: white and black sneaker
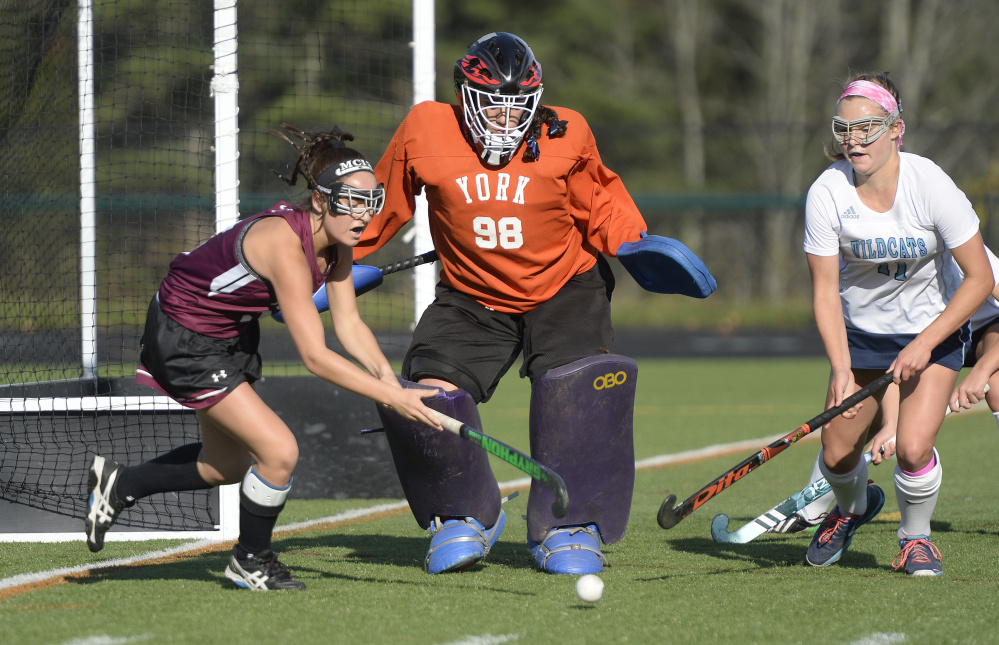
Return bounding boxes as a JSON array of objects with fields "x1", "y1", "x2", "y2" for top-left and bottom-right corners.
[
  {"x1": 85, "y1": 455, "x2": 128, "y2": 552},
  {"x1": 224, "y1": 548, "x2": 306, "y2": 591},
  {"x1": 767, "y1": 511, "x2": 822, "y2": 535}
]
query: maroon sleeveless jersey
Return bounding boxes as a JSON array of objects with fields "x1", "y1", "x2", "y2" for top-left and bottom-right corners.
[{"x1": 157, "y1": 202, "x2": 332, "y2": 338}]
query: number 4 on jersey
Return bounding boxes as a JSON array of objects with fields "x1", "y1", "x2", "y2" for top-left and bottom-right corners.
[{"x1": 878, "y1": 261, "x2": 908, "y2": 281}]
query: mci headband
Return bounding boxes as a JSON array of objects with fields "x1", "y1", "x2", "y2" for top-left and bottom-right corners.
[{"x1": 314, "y1": 158, "x2": 374, "y2": 188}]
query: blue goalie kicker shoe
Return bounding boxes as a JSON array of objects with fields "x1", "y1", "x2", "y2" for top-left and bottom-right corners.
[
  {"x1": 528, "y1": 524, "x2": 608, "y2": 574},
  {"x1": 424, "y1": 510, "x2": 507, "y2": 574},
  {"x1": 805, "y1": 484, "x2": 884, "y2": 567}
]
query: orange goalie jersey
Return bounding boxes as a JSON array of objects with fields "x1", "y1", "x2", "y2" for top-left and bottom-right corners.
[{"x1": 355, "y1": 101, "x2": 647, "y2": 314}]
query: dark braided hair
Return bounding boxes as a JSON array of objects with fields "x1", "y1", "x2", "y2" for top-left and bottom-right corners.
[
  {"x1": 270, "y1": 123, "x2": 368, "y2": 190},
  {"x1": 522, "y1": 105, "x2": 568, "y2": 162}
]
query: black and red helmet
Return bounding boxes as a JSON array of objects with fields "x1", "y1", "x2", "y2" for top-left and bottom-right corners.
[
  {"x1": 454, "y1": 32, "x2": 543, "y2": 95},
  {"x1": 453, "y1": 33, "x2": 543, "y2": 165}
]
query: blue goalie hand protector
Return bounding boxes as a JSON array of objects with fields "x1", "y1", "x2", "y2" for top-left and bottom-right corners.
[{"x1": 615, "y1": 232, "x2": 717, "y2": 298}]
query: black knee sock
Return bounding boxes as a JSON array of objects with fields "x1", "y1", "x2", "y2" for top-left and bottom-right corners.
[
  {"x1": 115, "y1": 443, "x2": 210, "y2": 503},
  {"x1": 237, "y1": 490, "x2": 284, "y2": 556}
]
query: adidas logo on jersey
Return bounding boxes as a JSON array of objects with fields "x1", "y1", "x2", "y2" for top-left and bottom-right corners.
[{"x1": 841, "y1": 205, "x2": 859, "y2": 219}]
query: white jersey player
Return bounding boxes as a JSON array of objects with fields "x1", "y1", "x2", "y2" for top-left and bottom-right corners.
[
  {"x1": 802, "y1": 72, "x2": 993, "y2": 577},
  {"x1": 805, "y1": 153, "x2": 974, "y2": 336},
  {"x1": 779, "y1": 246, "x2": 999, "y2": 535}
]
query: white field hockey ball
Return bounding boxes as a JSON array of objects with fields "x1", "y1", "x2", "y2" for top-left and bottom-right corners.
[{"x1": 575, "y1": 574, "x2": 604, "y2": 602}]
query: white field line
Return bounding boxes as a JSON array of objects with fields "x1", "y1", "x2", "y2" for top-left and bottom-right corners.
[
  {"x1": 1, "y1": 402, "x2": 988, "y2": 597},
  {"x1": 439, "y1": 635, "x2": 520, "y2": 645},
  {"x1": 848, "y1": 634, "x2": 906, "y2": 645},
  {"x1": 57, "y1": 636, "x2": 154, "y2": 645}
]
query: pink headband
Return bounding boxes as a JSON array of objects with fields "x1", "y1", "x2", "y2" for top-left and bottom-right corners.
[{"x1": 838, "y1": 80, "x2": 904, "y2": 148}]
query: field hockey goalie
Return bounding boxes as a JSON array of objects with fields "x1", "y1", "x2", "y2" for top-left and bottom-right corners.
[{"x1": 374, "y1": 354, "x2": 638, "y2": 575}]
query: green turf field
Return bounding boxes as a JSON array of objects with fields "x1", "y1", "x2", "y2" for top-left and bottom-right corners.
[{"x1": 3, "y1": 358, "x2": 998, "y2": 644}]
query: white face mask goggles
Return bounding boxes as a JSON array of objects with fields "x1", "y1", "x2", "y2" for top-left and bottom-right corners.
[
  {"x1": 831, "y1": 108, "x2": 900, "y2": 146},
  {"x1": 460, "y1": 83, "x2": 541, "y2": 164},
  {"x1": 317, "y1": 183, "x2": 385, "y2": 217},
  {"x1": 314, "y1": 159, "x2": 385, "y2": 217}
]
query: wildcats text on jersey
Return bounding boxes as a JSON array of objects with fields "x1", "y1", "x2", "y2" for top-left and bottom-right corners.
[{"x1": 850, "y1": 237, "x2": 928, "y2": 260}]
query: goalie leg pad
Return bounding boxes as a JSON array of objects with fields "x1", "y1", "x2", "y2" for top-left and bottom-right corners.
[
  {"x1": 377, "y1": 381, "x2": 501, "y2": 530},
  {"x1": 526, "y1": 354, "x2": 638, "y2": 545}
]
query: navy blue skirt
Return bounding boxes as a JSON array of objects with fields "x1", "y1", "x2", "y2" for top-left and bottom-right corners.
[{"x1": 847, "y1": 324, "x2": 970, "y2": 372}]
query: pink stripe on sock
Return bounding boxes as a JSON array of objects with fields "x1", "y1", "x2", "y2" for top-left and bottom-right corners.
[{"x1": 901, "y1": 452, "x2": 936, "y2": 477}]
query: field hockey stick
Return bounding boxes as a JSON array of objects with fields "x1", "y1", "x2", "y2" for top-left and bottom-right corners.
[
  {"x1": 430, "y1": 411, "x2": 570, "y2": 519},
  {"x1": 710, "y1": 383, "x2": 987, "y2": 543},
  {"x1": 710, "y1": 441, "x2": 888, "y2": 544},
  {"x1": 272, "y1": 249, "x2": 438, "y2": 322},
  {"x1": 657, "y1": 371, "x2": 894, "y2": 530}
]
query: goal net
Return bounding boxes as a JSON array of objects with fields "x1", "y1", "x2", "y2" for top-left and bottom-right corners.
[{"x1": 0, "y1": 0, "x2": 431, "y2": 541}]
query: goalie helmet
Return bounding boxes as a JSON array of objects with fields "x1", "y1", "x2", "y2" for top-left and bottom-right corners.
[{"x1": 453, "y1": 32, "x2": 543, "y2": 165}]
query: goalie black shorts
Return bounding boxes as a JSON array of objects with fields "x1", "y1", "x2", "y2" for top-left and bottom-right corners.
[
  {"x1": 403, "y1": 262, "x2": 614, "y2": 403},
  {"x1": 136, "y1": 296, "x2": 262, "y2": 409}
]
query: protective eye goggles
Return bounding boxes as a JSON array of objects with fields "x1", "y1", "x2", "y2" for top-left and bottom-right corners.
[
  {"x1": 831, "y1": 110, "x2": 899, "y2": 145},
  {"x1": 316, "y1": 182, "x2": 385, "y2": 217}
]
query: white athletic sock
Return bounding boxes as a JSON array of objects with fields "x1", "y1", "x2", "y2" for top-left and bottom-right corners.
[
  {"x1": 894, "y1": 449, "x2": 942, "y2": 540},
  {"x1": 818, "y1": 454, "x2": 869, "y2": 516},
  {"x1": 993, "y1": 411, "x2": 999, "y2": 435},
  {"x1": 800, "y1": 450, "x2": 835, "y2": 522}
]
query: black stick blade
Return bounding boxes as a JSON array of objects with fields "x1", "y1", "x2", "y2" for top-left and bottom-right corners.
[
  {"x1": 545, "y1": 470, "x2": 570, "y2": 518},
  {"x1": 657, "y1": 494, "x2": 679, "y2": 529}
]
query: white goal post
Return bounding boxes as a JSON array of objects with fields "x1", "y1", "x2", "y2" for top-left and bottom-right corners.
[{"x1": 0, "y1": 0, "x2": 436, "y2": 544}]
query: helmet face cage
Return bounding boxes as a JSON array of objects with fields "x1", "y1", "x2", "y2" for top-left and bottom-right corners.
[
  {"x1": 453, "y1": 32, "x2": 544, "y2": 164},
  {"x1": 316, "y1": 182, "x2": 385, "y2": 217},
  {"x1": 459, "y1": 84, "x2": 541, "y2": 163}
]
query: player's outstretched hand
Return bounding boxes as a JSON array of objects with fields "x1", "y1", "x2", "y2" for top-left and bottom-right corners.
[
  {"x1": 950, "y1": 371, "x2": 989, "y2": 412},
  {"x1": 383, "y1": 387, "x2": 443, "y2": 430},
  {"x1": 891, "y1": 338, "x2": 931, "y2": 383},
  {"x1": 869, "y1": 426, "x2": 897, "y2": 465},
  {"x1": 829, "y1": 369, "x2": 862, "y2": 419}
]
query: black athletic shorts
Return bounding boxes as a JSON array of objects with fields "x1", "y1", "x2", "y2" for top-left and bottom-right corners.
[
  {"x1": 403, "y1": 261, "x2": 615, "y2": 403},
  {"x1": 136, "y1": 296, "x2": 262, "y2": 409}
]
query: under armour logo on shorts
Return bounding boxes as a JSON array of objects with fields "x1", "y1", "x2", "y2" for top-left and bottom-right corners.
[{"x1": 211, "y1": 370, "x2": 228, "y2": 383}]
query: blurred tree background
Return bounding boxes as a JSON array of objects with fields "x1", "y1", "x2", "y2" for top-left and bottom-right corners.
[
  {"x1": 3, "y1": 0, "x2": 999, "y2": 337},
  {"x1": 431, "y1": 0, "x2": 999, "y2": 328}
]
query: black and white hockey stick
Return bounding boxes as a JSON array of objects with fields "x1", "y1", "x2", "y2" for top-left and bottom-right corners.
[
  {"x1": 710, "y1": 383, "x2": 986, "y2": 543},
  {"x1": 272, "y1": 249, "x2": 438, "y2": 322},
  {"x1": 657, "y1": 372, "x2": 894, "y2": 530},
  {"x1": 431, "y1": 411, "x2": 570, "y2": 519},
  {"x1": 710, "y1": 443, "x2": 886, "y2": 544}
]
